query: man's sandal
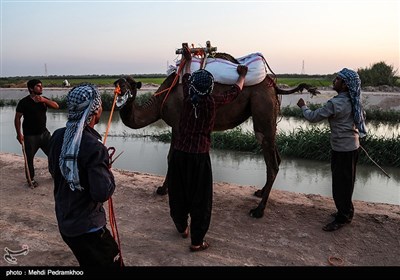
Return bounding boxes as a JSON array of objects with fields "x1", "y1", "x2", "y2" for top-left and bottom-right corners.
[
  {"x1": 181, "y1": 227, "x2": 189, "y2": 239},
  {"x1": 190, "y1": 241, "x2": 209, "y2": 252},
  {"x1": 29, "y1": 180, "x2": 39, "y2": 189},
  {"x1": 322, "y1": 221, "x2": 345, "y2": 232}
]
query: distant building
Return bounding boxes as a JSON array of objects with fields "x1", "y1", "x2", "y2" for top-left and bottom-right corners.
[{"x1": 62, "y1": 80, "x2": 70, "y2": 87}]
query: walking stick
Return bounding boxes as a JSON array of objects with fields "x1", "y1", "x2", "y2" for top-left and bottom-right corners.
[
  {"x1": 21, "y1": 141, "x2": 33, "y2": 188},
  {"x1": 102, "y1": 85, "x2": 124, "y2": 266}
]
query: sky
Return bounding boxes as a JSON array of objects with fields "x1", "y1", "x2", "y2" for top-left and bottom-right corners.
[{"x1": 1, "y1": 0, "x2": 399, "y2": 77}]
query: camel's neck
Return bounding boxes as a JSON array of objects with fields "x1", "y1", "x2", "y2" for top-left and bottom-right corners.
[
  {"x1": 119, "y1": 74, "x2": 177, "y2": 129},
  {"x1": 119, "y1": 94, "x2": 164, "y2": 129}
]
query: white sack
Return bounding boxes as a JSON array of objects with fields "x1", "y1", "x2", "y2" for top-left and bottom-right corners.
[{"x1": 176, "y1": 52, "x2": 268, "y2": 86}]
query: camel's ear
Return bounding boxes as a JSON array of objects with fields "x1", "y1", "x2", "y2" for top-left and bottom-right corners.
[{"x1": 136, "y1": 81, "x2": 142, "y2": 89}]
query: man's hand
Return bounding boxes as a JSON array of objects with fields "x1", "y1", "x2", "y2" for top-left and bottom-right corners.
[
  {"x1": 234, "y1": 65, "x2": 248, "y2": 91},
  {"x1": 297, "y1": 98, "x2": 306, "y2": 108},
  {"x1": 237, "y1": 65, "x2": 248, "y2": 77},
  {"x1": 32, "y1": 95, "x2": 43, "y2": 103},
  {"x1": 16, "y1": 134, "x2": 24, "y2": 145},
  {"x1": 107, "y1": 147, "x2": 116, "y2": 169}
]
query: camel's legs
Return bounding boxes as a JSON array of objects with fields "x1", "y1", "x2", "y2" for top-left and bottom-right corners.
[
  {"x1": 249, "y1": 89, "x2": 281, "y2": 218},
  {"x1": 249, "y1": 127, "x2": 280, "y2": 218}
]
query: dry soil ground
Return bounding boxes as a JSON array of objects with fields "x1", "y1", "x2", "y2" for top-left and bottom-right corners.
[{"x1": 1, "y1": 152, "x2": 399, "y2": 273}]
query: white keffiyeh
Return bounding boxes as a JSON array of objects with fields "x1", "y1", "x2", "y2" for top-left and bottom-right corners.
[
  {"x1": 59, "y1": 83, "x2": 102, "y2": 191},
  {"x1": 337, "y1": 68, "x2": 367, "y2": 138}
]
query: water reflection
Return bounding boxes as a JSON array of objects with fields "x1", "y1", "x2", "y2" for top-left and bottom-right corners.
[{"x1": 1, "y1": 106, "x2": 399, "y2": 205}]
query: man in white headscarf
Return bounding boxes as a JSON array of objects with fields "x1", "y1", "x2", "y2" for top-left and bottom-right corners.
[
  {"x1": 48, "y1": 83, "x2": 122, "y2": 266},
  {"x1": 297, "y1": 68, "x2": 366, "y2": 232}
]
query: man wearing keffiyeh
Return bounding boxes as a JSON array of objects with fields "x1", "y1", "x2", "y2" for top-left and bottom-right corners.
[
  {"x1": 60, "y1": 83, "x2": 102, "y2": 191},
  {"x1": 48, "y1": 83, "x2": 122, "y2": 267},
  {"x1": 297, "y1": 68, "x2": 365, "y2": 232},
  {"x1": 337, "y1": 68, "x2": 367, "y2": 138}
]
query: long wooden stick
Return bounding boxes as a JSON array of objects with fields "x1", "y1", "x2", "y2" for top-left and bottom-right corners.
[
  {"x1": 103, "y1": 92, "x2": 118, "y2": 145},
  {"x1": 21, "y1": 141, "x2": 33, "y2": 187},
  {"x1": 360, "y1": 145, "x2": 390, "y2": 178}
]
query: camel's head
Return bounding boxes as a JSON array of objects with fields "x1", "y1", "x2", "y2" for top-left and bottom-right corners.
[{"x1": 114, "y1": 76, "x2": 142, "y2": 108}]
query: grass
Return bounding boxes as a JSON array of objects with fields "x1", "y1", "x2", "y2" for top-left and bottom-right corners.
[
  {"x1": 150, "y1": 127, "x2": 400, "y2": 167},
  {"x1": 280, "y1": 105, "x2": 400, "y2": 122},
  {"x1": 0, "y1": 100, "x2": 18, "y2": 106}
]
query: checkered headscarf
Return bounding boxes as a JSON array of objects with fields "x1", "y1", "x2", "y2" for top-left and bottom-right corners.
[
  {"x1": 187, "y1": 69, "x2": 214, "y2": 118},
  {"x1": 189, "y1": 69, "x2": 214, "y2": 97},
  {"x1": 338, "y1": 68, "x2": 367, "y2": 138},
  {"x1": 59, "y1": 83, "x2": 102, "y2": 191}
]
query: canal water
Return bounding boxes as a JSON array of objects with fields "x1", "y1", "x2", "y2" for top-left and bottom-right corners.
[{"x1": 1, "y1": 105, "x2": 398, "y2": 205}]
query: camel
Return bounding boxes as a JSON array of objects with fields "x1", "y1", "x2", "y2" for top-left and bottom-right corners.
[{"x1": 114, "y1": 54, "x2": 318, "y2": 218}]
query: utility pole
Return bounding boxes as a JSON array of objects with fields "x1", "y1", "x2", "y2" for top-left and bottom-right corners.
[
  {"x1": 44, "y1": 63, "x2": 48, "y2": 76},
  {"x1": 301, "y1": 60, "x2": 305, "y2": 75}
]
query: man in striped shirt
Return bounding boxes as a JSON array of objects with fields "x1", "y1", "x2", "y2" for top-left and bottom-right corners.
[{"x1": 167, "y1": 45, "x2": 248, "y2": 252}]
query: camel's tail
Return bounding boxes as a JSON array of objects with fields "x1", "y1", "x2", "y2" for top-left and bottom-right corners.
[
  {"x1": 274, "y1": 83, "x2": 320, "y2": 96},
  {"x1": 260, "y1": 55, "x2": 319, "y2": 96},
  {"x1": 273, "y1": 83, "x2": 320, "y2": 119}
]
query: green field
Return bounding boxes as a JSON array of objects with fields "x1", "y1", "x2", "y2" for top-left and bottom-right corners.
[
  {"x1": 276, "y1": 77, "x2": 332, "y2": 87},
  {"x1": 0, "y1": 75, "x2": 166, "y2": 88},
  {"x1": 0, "y1": 74, "x2": 333, "y2": 88}
]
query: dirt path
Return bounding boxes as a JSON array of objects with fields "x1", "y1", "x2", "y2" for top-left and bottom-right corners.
[{"x1": 0, "y1": 152, "x2": 399, "y2": 268}]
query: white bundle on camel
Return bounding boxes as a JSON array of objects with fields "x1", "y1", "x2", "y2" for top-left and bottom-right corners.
[{"x1": 173, "y1": 52, "x2": 268, "y2": 86}]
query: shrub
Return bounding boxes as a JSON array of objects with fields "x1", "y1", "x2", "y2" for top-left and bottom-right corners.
[{"x1": 357, "y1": 62, "x2": 398, "y2": 86}]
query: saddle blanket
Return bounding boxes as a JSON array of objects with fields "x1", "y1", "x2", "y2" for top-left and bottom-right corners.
[{"x1": 173, "y1": 52, "x2": 268, "y2": 86}]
